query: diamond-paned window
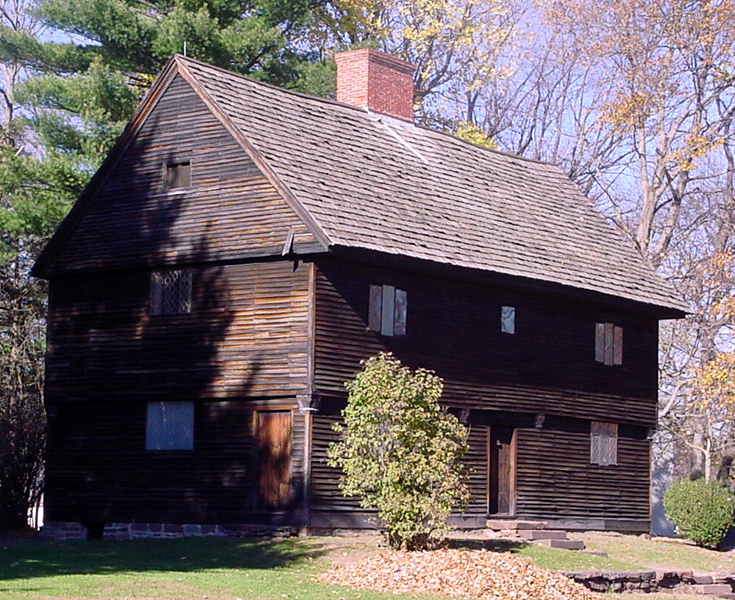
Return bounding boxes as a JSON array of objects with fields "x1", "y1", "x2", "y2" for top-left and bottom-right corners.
[
  {"x1": 368, "y1": 284, "x2": 407, "y2": 336},
  {"x1": 501, "y1": 306, "x2": 516, "y2": 334},
  {"x1": 150, "y1": 269, "x2": 192, "y2": 315}
]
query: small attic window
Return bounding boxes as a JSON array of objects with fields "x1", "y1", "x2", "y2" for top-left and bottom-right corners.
[{"x1": 164, "y1": 161, "x2": 191, "y2": 189}]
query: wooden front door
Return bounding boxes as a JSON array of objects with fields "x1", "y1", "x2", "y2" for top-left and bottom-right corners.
[
  {"x1": 488, "y1": 426, "x2": 516, "y2": 515},
  {"x1": 256, "y1": 411, "x2": 292, "y2": 510}
]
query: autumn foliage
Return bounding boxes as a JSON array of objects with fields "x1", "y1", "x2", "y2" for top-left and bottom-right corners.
[{"x1": 327, "y1": 353, "x2": 470, "y2": 550}]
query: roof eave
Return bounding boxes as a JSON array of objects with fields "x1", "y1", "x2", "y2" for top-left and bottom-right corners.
[{"x1": 327, "y1": 244, "x2": 688, "y2": 319}]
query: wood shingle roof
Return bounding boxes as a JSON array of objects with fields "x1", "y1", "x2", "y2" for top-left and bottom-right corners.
[
  {"x1": 35, "y1": 55, "x2": 687, "y2": 314},
  {"x1": 180, "y1": 56, "x2": 685, "y2": 314}
]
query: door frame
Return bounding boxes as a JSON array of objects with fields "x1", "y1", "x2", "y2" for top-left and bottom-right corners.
[{"x1": 487, "y1": 425, "x2": 517, "y2": 516}]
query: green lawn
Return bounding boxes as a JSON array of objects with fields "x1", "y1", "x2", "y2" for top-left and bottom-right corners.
[
  {"x1": 0, "y1": 537, "x2": 443, "y2": 600},
  {"x1": 446, "y1": 538, "x2": 639, "y2": 572},
  {"x1": 577, "y1": 533, "x2": 735, "y2": 572},
  {"x1": 1, "y1": 533, "x2": 732, "y2": 599}
]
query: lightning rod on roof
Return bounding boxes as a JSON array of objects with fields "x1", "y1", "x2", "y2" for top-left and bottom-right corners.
[{"x1": 183, "y1": 41, "x2": 187, "y2": 57}]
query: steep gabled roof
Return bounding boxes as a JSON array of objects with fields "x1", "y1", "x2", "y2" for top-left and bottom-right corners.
[{"x1": 35, "y1": 55, "x2": 687, "y2": 314}]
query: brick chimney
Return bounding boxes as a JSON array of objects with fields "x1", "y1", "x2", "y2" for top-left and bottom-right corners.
[{"x1": 334, "y1": 48, "x2": 416, "y2": 123}]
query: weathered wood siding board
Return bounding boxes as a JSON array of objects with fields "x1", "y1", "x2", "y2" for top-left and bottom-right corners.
[
  {"x1": 49, "y1": 74, "x2": 313, "y2": 274},
  {"x1": 46, "y1": 261, "x2": 310, "y2": 403},
  {"x1": 514, "y1": 426, "x2": 650, "y2": 520},
  {"x1": 464, "y1": 423, "x2": 489, "y2": 514},
  {"x1": 309, "y1": 411, "x2": 362, "y2": 511},
  {"x1": 313, "y1": 258, "x2": 659, "y2": 426},
  {"x1": 45, "y1": 400, "x2": 307, "y2": 524},
  {"x1": 308, "y1": 400, "x2": 648, "y2": 521}
]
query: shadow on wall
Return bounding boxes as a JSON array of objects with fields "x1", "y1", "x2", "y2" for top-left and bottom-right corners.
[{"x1": 44, "y1": 120, "x2": 303, "y2": 528}]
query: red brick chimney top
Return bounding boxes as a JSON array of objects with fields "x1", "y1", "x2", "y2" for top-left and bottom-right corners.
[{"x1": 334, "y1": 48, "x2": 416, "y2": 123}]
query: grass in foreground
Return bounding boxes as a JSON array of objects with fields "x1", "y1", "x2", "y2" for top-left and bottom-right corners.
[
  {"x1": 578, "y1": 533, "x2": 735, "y2": 572},
  {"x1": 447, "y1": 538, "x2": 639, "y2": 572},
  {"x1": 2, "y1": 532, "x2": 732, "y2": 600},
  {"x1": 0, "y1": 537, "x2": 444, "y2": 600}
]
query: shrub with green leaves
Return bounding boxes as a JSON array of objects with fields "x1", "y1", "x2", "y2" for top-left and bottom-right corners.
[
  {"x1": 663, "y1": 478, "x2": 735, "y2": 549},
  {"x1": 327, "y1": 353, "x2": 470, "y2": 550}
]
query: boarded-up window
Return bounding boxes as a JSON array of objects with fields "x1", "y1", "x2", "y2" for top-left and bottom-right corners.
[
  {"x1": 146, "y1": 401, "x2": 194, "y2": 450},
  {"x1": 369, "y1": 284, "x2": 407, "y2": 336},
  {"x1": 501, "y1": 306, "x2": 515, "y2": 334},
  {"x1": 164, "y1": 161, "x2": 191, "y2": 189},
  {"x1": 590, "y1": 421, "x2": 618, "y2": 466},
  {"x1": 150, "y1": 269, "x2": 192, "y2": 315},
  {"x1": 595, "y1": 322, "x2": 623, "y2": 365}
]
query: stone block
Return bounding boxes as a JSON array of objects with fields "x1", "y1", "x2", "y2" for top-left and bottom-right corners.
[
  {"x1": 521, "y1": 530, "x2": 568, "y2": 540},
  {"x1": 485, "y1": 519, "x2": 548, "y2": 531},
  {"x1": 535, "y1": 539, "x2": 585, "y2": 550},
  {"x1": 692, "y1": 583, "x2": 733, "y2": 595}
]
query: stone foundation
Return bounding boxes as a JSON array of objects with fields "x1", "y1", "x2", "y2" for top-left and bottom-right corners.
[
  {"x1": 563, "y1": 568, "x2": 735, "y2": 594},
  {"x1": 41, "y1": 521, "x2": 296, "y2": 541},
  {"x1": 39, "y1": 521, "x2": 88, "y2": 541}
]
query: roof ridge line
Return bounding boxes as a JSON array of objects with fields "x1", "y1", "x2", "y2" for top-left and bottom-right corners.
[
  {"x1": 173, "y1": 54, "x2": 374, "y2": 116},
  {"x1": 175, "y1": 55, "x2": 570, "y2": 169},
  {"x1": 369, "y1": 112, "x2": 429, "y2": 164}
]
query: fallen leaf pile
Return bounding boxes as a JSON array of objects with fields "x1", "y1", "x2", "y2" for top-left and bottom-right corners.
[{"x1": 318, "y1": 548, "x2": 603, "y2": 599}]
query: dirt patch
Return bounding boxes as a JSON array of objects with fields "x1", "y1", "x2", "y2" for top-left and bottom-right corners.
[
  {"x1": 304, "y1": 532, "x2": 388, "y2": 565},
  {"x1": 318, "y1": 548, "x2": 604, "y2": 600}
]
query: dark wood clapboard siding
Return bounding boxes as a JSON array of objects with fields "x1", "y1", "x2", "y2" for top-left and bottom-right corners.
[
  {"x1": 46, "y1": 260, "x2": 310, "y2": 403},
  {"x1": 309, "y1": 257, "x2": 656, "y2": 525},
  {"x1": 312, "y1": 257, "x2": 659, "y2": 427},
  {"x1": 308, "y1": 404, "x2": 649, "y2": 522},
  {"x1": 44, "y1": 258, "x2": 311, "y2": 525},
  {"x1": 45, "y1": 400, "x2": 307, "y2": 524},
  {"x1": 48, "y1": 74, "x2": 313, "y2": 274},
  {"x1": 514, "y1": 423, "x2": 650, "y2": 520}
]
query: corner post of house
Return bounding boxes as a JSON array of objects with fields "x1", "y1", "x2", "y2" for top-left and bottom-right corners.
[{"x1": 297, "y1": 394, "x2": 321, "y2": 534}]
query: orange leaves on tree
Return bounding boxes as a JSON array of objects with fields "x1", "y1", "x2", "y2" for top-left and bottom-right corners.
[{"x1": 692, "y1": 352, "x2": 735, "y2": 411}]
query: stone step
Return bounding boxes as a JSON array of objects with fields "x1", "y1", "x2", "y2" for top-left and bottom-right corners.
[
  {"x1": 520, "y1": 530, "x2": 568, "y2": 541},
  {"x1": 485, "y1": 519, "x2": 548, "y2": 531},
  {"x1": 534, "y1": 539, "x2": 585, "y2": 550},
  {"x1": 690, "y1": 583, "x2": 734, "y2": 596}
]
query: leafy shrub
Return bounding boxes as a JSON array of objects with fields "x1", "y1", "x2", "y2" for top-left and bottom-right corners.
[
  {"x1": 327, "y1": 353, "x2": 470, "y2": 550},
  {"x1": 663, "y1": 478, "x2": 735, "y2": 549}
]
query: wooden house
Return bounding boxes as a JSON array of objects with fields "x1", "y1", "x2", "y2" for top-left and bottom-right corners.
[{"x1": 33, "y1": 49, "x2": 687, "y2": 539}]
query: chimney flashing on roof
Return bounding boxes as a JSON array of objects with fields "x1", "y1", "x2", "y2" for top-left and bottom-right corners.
[{"x1": 335, "y1": 48, "x2": 417, "y2": 123}]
